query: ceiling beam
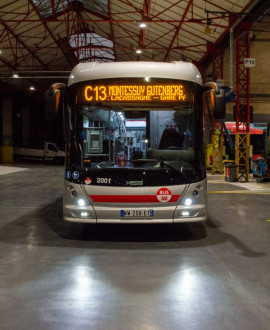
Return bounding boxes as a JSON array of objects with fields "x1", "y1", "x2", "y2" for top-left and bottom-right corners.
[
  {"x1": 137, "y1": 0, "x2": 151, "y2": 60},
  {"x1": 163, "y1": 0, "x2": 193, "y2": 62},
  {"x1": 198, "y1": 0, "x2": 267, "y2": 68},
  {"x1": 50, "y1": 0, "x2": 55, "y2": 16},
  {"x1": 0, "y1": 18, "x2": 229, "y2": 24},
  {"x1": 151, "y1": 0, "x2": 184, "y2": 20},
  {"x1": 0, "y1": 56, "x2": 17, "y2": 71},
  {"x1": 0, "y1": 56, "x2": 41, "y2": 87},
  {"x1": 0, "y1": 20, "x2": 49, "y2": 70},
  {"x1": 29, "y1": 0, "x2": 76, "y2": 69},
  {"x1": 108, "y1": 0, "x2": 117, "y2": 61}
]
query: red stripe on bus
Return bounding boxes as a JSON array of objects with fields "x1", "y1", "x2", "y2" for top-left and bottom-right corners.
[{"x1": 89, "y1": 195, "x2": 180, "y2": 203}]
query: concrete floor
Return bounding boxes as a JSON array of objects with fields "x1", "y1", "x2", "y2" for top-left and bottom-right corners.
[{"x1": 1, "y1": 164, "x2": 270, "y2": 330}]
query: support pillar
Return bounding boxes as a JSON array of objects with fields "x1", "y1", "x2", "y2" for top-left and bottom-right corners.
[
  {"x1": 235, "y1": 22, "x2": 250, "y2": 181},
  {"x1": 0, "y1": 97, "x2": 14, "y2": 164},
  {"x1": 211, "y1": 48, "x2": 224, "y2": 174}
]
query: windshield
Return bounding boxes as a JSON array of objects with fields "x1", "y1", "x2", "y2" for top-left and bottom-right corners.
[{"x1": 65, "y1": 78, "x2": 205, "y2": 186}]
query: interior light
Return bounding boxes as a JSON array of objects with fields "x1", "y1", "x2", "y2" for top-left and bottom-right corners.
[
  {"x1": 78, "y1": 199, "x2": 85, "y2": 207},
  {"x1": 13, "y1": 74, "x2": 19, "y2": 78},
  {"x1": 136, "y1": 49, "x2": 142, "y2": 54},
  {"x1": 70, "y1": 74, "x2": 74, "y2": 79},
  {"x1": 184, "y1": 198, "x2": 192, "y2": 206},
  {"x1": 139, "y1": 22, "x2": 147, "y2": 28},
  {"x1": 145, "y1": 76, "x2": 150, "y2": 82},
  {"x1": 29, "y1": 86, "x2": 35, "y2": 90}
]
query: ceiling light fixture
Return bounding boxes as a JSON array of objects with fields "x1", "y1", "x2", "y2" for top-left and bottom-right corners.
[
  {"x1": 139, "y1": 22, "x2": 147, "y2": 28},
  {"x1": 13, "y1": 73, "x2": 19, "y2": 78},
  {"x1": 136, "y1": 49, "x2": 142, "y2": 54}
]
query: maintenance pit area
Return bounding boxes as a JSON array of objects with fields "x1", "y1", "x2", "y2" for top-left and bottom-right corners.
[{"x1": 1, "y1": 164, "x2": 270, "y2": 329}]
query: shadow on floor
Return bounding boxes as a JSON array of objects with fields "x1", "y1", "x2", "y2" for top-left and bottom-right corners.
[
  {"x1": 0, "y1": 198, "x2": 266, "y2": 256},
  {"x1": 0, "y1": 198, "x2": 208, "y2": 249}
]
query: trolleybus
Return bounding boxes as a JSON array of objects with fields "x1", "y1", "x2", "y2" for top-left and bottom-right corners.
[{"x1": 47, "y1": 61, "x2": 225, "y2": 223}]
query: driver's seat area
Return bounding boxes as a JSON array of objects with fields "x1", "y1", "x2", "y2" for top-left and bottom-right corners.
[{"x1": 159, "y1": 128, "x2": 183, "y2": 150}]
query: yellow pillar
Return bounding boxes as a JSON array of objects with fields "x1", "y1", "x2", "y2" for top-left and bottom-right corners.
[{"x1": 0, "y1": 146, "x2": 14, "y2": 164}]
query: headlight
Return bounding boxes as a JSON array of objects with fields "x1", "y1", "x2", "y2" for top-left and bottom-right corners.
[
  {"x1": 78, "y1": 199, "x2": 85, "y2": 207},
  {"x1": 184, "y1": 198, "x2": 192, "y2": 206}
]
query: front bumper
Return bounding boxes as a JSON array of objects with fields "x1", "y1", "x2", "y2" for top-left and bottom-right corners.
[{"x1": 63, "y1": 179, "x2": 207, "y2": 224}]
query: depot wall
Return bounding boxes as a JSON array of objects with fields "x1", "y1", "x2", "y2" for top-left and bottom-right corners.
[
  {"x1": 222, "y1": 27, "x2": 270, "y2": 122},
  {"x1": 0, "y1": 92, "x2": 64, "y2": 163}
]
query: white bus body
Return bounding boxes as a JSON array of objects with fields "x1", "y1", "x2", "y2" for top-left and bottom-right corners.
[{"x1": 62, "y1": 61, "x2": 207, "y2": 223}]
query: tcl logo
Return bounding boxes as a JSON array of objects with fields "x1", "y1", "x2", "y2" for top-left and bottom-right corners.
[{"x1": 157, "y1": 188, "x2": 172, "y2": 202}]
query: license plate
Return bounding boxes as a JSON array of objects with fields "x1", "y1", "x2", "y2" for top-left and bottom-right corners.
[{"x1": 121, "y1": 209, "x2": 154, "y2": 217}]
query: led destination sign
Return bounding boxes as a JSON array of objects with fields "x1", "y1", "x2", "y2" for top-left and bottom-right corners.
[{"x1": 84, "y1": 84, "x2": 187, "y2": 102}]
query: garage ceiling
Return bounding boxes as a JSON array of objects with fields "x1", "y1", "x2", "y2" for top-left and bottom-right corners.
[{"x1": 0, "y1": 0, "x2": 269, "y2": 90}]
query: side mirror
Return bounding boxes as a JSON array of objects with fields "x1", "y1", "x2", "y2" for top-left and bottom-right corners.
[
  {"x1": 45, "y1": 83, "x2": 66, "y2": 120},
  {"x1": 204, "y1": 82, "x2": 226, "y2": 120}
]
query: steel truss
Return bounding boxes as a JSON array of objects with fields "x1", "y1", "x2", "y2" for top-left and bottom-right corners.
[
  {"x1": 235, "y1": 22, "x2": 250, "y2": 181},
  {"x1": 211, "y1": 48, "x2": 224, "y2": 174},
  {"x1": 0, "y1": 0, "x2": 265, "y2": 92}
]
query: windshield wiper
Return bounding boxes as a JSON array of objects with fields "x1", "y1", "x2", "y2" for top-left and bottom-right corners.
[
  {"x1": 159, "y1": 157, "x2": 182, "y2": 174},
  {"x1": 132, "y1": 157, "x2": 182, "y2": 174}
]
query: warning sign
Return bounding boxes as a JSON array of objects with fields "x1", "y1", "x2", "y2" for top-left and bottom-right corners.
[{"x1": 157, "y1": 188, "x2": 172, "y2": 203}]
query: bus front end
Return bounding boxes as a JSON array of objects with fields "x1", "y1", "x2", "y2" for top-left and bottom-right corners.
[{"x1": 63, "y1": 61, "x2": 207, "y2": 224}]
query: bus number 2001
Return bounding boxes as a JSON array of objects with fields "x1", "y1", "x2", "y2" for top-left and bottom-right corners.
[{"x1": 97, "y1": 177, "x2": 111, "y2": 184}]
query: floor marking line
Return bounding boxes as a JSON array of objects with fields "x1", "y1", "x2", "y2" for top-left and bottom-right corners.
[
  {"x1": 209, "y1": 191, "x2": 270, "y2": 195},
  {"x1": 208, "y1": 181, "x2": 231, "y2": 184}
]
